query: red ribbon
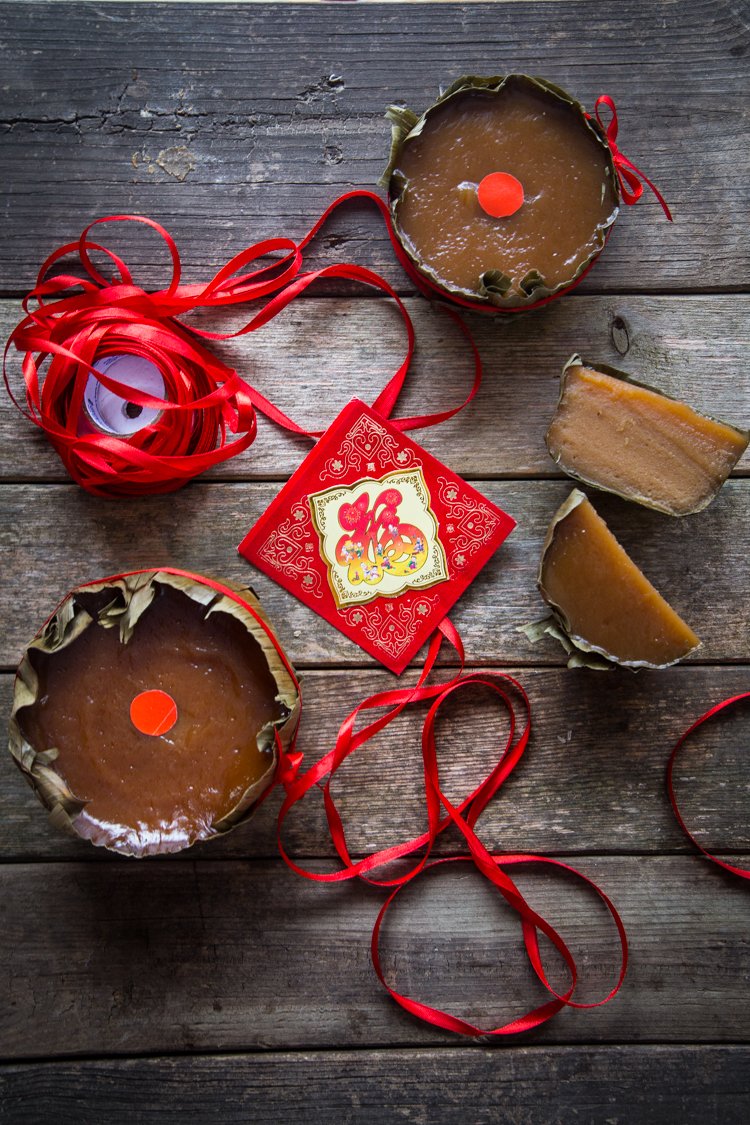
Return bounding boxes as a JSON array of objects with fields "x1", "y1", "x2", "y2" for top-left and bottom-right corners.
[
  {"x1": 4, "y1": 196, "x2": 483, "y2": 497},
  {"x1": 667, "y1": 693, "x2": 750, "y2": 879},
  {"x1": 594, "y1": 95, "x2": 674, "y2": 222},
  {"x1": 35, "y1": 568, "x2": 627, "y2": 1035},
  {"x1": 268, "y1": 616, "x2": 628, "y2": 1035}
]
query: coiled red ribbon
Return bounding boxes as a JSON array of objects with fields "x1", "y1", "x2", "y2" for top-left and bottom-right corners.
[
  {"x1": 4, "y1": 194, "x2": 486, "y2": 497},
  {"x1": 667, "y1": 693, "x2": 750, "y2": 879}
]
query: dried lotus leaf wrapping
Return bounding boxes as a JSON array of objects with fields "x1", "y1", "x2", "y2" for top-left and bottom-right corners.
[
  {"x1": 381, "y1": 74, "x2": 620, "y2": 310},
  {"x1": 8, "y1": 571, "x2": 300, "y2": 855}
]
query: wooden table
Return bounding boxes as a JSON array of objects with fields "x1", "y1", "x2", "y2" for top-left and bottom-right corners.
[{"x1": 2, "y1": 2, "x2": 750, "y2": 1120}]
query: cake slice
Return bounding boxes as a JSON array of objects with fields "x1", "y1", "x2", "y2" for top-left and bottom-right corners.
[
  {"x1": 546, "y1": 357, "x2": 748, "y2": 516},
  {"x1": 533, "y1": 489, "x2": 701, "y2": 669}
]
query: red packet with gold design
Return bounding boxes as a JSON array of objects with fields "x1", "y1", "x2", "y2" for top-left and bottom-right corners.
[{"x1": 239, "y1": 399, "x2": 515, "y2": 673}]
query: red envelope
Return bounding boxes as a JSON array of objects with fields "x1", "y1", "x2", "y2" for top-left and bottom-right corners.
[{"x1": 239, "y1": 399, "x2": 516, "y2": 673}]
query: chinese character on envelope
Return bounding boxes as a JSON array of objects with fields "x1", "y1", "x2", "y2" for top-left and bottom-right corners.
[{"x1": 239, "y1": 399, "x2": 516, "y2": 674}]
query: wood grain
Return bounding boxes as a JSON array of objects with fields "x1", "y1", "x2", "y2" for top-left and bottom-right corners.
[
  {"x1": 2, "y1": 0, "x2": 750, "y2": 1097},
  {"x1": 3, "y1": 295, "x2": 750, "y2": 483},
  {"x1": 2, "y1": 1046, "x2": 750, "y2": 1125},
  {"x1": 1, "y1": 855, "x2": 749, "y2": 1056},
  {"x1": 0, "y1": 479, "x2": 746, "y2": 669},
  {"x1": 0, "y1": 2, "x2": 748, "y2": 292},
  {"x1": 3, "y1": 666, "x2": 750, "y2": 862}
]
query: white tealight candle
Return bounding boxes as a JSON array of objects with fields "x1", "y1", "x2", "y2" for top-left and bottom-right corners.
[{"x1": 82, "y1": 354, "x2": 165, "y2": 437}]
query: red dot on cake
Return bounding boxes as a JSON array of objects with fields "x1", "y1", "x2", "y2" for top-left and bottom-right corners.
[
  {"x1": 130, "y1": 689, "x2": 178, "y2": 737},
  {"x1": 477, "y1": 172, "x2": 525, "y2": 218}
]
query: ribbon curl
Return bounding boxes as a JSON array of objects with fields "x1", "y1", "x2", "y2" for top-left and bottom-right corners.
[
  {"x1": 594, "y1": 95, "x2": 674, "y2": 222},
  {"x1": 667, "y1": 692, "x2": 750, "y2": 879},
  {"x1": 5, "y1": 197, "x2": 487, "y2": 497}
]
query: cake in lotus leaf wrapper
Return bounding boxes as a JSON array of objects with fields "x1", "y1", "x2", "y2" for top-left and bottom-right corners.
[
  {"x1": 8, "y1": 571, "x2": 300, "y2": 856},
  {"x1": 380, "y1": 75, "x2": 620, "y2": 310},
  {"x1": 546, "y1": 355, "x2": 749, "y2": 516},
  {"x1": 522, "y1": 489, "x2": 702, "y2": 670}
]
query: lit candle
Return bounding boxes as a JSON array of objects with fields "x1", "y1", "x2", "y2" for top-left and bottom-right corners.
[{"x1": 10, "y1": 572, "x2": 299, "y2": 855}]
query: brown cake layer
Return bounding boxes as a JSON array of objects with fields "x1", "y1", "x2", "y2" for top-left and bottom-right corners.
[
  {"x1": 18, "y1": 583, "x2": 284, "y2": 854},
  {"x1": 393, "y1": 82, "x2": 618, "y2": 299},
  {"x1": 547, "y1": 365, "x2": 749, "y2": 515}
]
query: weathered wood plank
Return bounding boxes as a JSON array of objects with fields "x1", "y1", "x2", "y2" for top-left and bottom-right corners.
[
  {"x1": 1, "y1": 0, "x2": 748, "y2": 1092},
  {"x1": 2, "y1": 1045, "x2": 750, "y2": 1125},
  {"x1": 0, "y1": 478, "x2": 745, "y2": 669},
  {"x1": 3, "y1": 295, "x2": 750, "y2": 482},
  {"x1": 3, "y1": 665, "x2": 750, "y2": 862},
  {"x1": 0, "y1": 2, "x2": 748, "y2": 291},
  {"x1": 1, "y1": 855, "x2": 749, "y2": 1056}
]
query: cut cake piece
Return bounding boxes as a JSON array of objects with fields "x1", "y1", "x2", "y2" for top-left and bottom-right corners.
[
  {"x1": 534, "y1": 489, "x2": 701, "y2": 669},
  {"x1": 545, "y1": 356, "x2": 748, "y2": 516}
]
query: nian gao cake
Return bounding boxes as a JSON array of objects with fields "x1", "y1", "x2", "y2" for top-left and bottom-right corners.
[
  {"x1": 9, "y1": 571, "x2": 299, "y2": 855},
  {"x1": 524, "y1": 490, "x2": 701, "y2": 670},
  {"x1": 546, "y1": 356, "x2": 749, "y2": 515},
  {"x1": 381, "y1": 75, "x2": 620, "y2": 309}
]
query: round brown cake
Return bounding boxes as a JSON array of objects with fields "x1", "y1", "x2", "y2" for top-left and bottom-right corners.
[
  {"x1": 9, "y1": 571, "x2": 300, "y2": 856},
  {"x1": 385, "y1": 75, "x2": 620, "y2": 309}
]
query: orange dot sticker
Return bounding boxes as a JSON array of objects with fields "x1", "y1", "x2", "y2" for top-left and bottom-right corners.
[
  {"x1": 130, "y1": 690, "x2": 178, "y2": 737},
  {"x1": 477, "y1": 172, "x2": 524, "y2": 218}
]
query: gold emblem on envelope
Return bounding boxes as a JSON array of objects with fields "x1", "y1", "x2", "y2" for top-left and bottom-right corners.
[{"x1": 309, "y1": 469, "x2": 449, "y2": 608}]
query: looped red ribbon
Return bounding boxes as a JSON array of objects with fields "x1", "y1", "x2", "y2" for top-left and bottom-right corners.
[
  {"x1": 42, "y1": 567, "x2": 627, "y2": 1035},
  {"x1": 270, "y1": 618, "x2": 628, "y2": 1035},
  {"x1": 595, "y1": 95, "x2": 673, "y2": 222},
  {"x1": 4, "y1": 195, "x2": 483, "y2": 497},
  {"x1": 667, "y1": 692, "x2": 750, "y2": 879}
]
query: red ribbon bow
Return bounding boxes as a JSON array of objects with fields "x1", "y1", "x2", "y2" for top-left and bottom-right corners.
[{"x1": 595, "y1": 95, "x2": 673, "y2": 221}]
